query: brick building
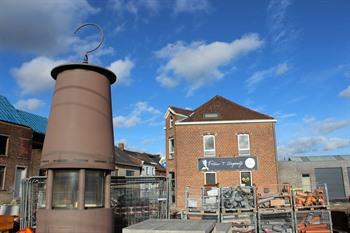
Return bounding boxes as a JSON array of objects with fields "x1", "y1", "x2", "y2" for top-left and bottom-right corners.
[
  {"x1": 0, "y1": 95, "x2": 47, "y2": 202},
  {"x1": 164, "y1": 95, "x2": 278, "y2": 208},
  {"x1": 114, "y1": 143, "x2": 166, "y2": 177}
]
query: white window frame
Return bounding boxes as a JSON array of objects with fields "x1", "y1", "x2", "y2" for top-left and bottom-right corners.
[
  {"x1": 203, "y1": 135, "x2": 216, "y2": 157},
  {"x1": 126, "y1": 170, "x2": 135, "y2": 177},
  {"x1": 169, "y1": 116, "x2": 174, "y2": 128},
  {"x1": 204, "y1": 172, "x2": 217, "y2": 185},
  {"x1": 0, "y1": 165, "x2": 6, "y2": 190},
  {"x1": 240, "y1": 171, "x2": 252, "y2": 186},
  {"x1": 238, "y1": 134, "x2": 250, "y2": 155},
  {"x1": 169, "y1": 137, "x2": 175, "y2": 159},
  {"x1": 0, "y1": 134, "x2": 9, "y2": 156},
  {"x1": 14, "y1": 165, "x2": 27, "y2": 197}
]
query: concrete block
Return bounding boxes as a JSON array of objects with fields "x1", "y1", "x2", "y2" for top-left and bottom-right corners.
[
  {"x1": 123, "y1": 219, "x2": 216, "y2": 233},
  {"x1": 214, "y1": 223, "x2": 231, "y2": 233}
]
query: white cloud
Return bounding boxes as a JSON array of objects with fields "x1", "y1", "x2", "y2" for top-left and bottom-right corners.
[
  {"x1": 155, "y1": 34, "x2": 264, "y2": 95},
  {"x1": 174, "y1": 0, "x2": 211, "y2": 13},
  {"x1": 275, "y1": 63, "x2": 289, "y2": 75},
  {"x1": 267, "y1": 0, "x2": 297, "y2": 50},
  {"x1": 113, "y1": 115, "x2": 140, "y2": 128},
  {"x1": 0, "y1": 0, "x2": 98, "y2": 55},
  {"x1": 278, "y1": 136, "x2": 350, "y2": 156},
  {"x1": 274, "y1": 111, "x2": 296, "y2": 119},
  {"x1": 324, "y1": 138, "x2": 350, "y2": 150},
  {"x1": 111, "y1": 0, "x2": 160, "y2": 15},
  {"x1": 12, "y1": 56, "x2": 67, "y2": 94},
  {"x1": 108, "y1": 58, "x2": 135, "y2": 85},
  {"x1": 113, "y1": 102, "x2": 160, "y2": 128},
  {"x1": 15, "y1": 98, "x2": 45, "y2": 111},
  {"x1": 246, "y1": 62, "x2": 289, "y2": 93},
  {"x1": 339, "y1": 85, "x2": 350, "y2": 98},
  {"x1": 304, "y1": 117, "x2": 350, "y2": 134},
  {"x1": 278, "y1": 116, "x2": 350, "y2": 157}
]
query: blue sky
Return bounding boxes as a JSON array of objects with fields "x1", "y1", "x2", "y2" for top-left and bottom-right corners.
[{"x1": 0, "y1": 0, "x2": 349, "y2": 159}]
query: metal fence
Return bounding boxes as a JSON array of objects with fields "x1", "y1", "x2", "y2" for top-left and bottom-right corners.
[
  {"x1": 111, "y1": 176, "x2": 169, "y2": 232},
  {"x1": 20, "y1": 176, "x2": 46, "y2": 229},
  {"x1": 19, "y1": 176, "x2": 169, "y2": 232}
]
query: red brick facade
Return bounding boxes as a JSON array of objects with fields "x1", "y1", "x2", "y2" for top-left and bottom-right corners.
[
  {"x1": 0, "y1": 121, "x2": 43, "y2": 201},
  {"x1": 165, "y1": 97, "x2": 278, "y2": 209}
]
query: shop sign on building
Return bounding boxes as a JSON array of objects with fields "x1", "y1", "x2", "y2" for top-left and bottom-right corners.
[{"x1": 198, "y1": 156, "x2": 257, "y2": 171}]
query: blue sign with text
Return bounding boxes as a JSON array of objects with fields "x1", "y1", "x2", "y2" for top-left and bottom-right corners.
[{"x1": 198, "y1": 156, "x2": 257, "y2": 171}]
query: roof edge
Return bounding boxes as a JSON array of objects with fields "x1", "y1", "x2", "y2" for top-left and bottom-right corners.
[
  {"x1": 164, "y1": 107, "x2": 190, "y2": 119},
  {"x1": 175, "y1": 119, "x2": 277, "y2": 125}
]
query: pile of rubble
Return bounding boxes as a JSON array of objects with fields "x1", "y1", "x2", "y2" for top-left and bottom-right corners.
[
  {"x1": 294, "y1": 189, "x2": 326, "y2": 207},
  {"x1": 297, "y1": 212, "x2": 331, "y2": 233},
  {"x1": 221, "y1": 186, "x2": 255, "y2": 210}
]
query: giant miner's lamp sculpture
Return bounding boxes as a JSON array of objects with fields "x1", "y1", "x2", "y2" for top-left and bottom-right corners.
[{"x1": 37, "y1": 24, "x2": 117, "y2": 233}]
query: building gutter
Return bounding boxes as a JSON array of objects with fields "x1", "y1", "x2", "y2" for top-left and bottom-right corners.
[{"x1": 175, "y1": 119, "x2": 277, "y2": 125}]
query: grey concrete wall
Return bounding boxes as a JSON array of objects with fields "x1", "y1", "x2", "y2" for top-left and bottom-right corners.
[{"x1": 278, "y1": 160, "x2": 350, "y2": 198}]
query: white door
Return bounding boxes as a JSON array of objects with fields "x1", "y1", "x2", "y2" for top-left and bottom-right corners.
[
  {"x1": 301, "y1": 174, "x2": 311, "y2": 192},
  {"x1": 14, "y1": 167, "x2": 27, "y2": 198}
]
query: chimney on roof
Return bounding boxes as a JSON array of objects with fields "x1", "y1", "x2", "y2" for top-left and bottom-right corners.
[{"x1": 118, "y1": 142, "x2": 125, "y2": 151}]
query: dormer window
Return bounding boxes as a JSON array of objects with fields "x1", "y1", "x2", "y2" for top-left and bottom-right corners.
[{"x1": 203, "y1": 113, "x2": 219, "y2": 119}]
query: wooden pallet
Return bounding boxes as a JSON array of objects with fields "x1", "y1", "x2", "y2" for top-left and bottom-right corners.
[
  {"x1": 258, "y1": 207, "x2": 293, "y2": 214},
  {"x1": 222, "y1": 208, "x2": 255, "y2": 214},
  {"x1": 295, "y1": 205, "x2": 329, "y2": 211},
  {"x1": 186, "y1": 208, "x2": 220, "y2": 215}
]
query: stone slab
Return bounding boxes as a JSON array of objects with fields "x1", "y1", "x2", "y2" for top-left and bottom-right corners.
[
  {"x1": 123, "y1": 219, "x2": 216, "y2": 233},
  {"x1": 214, "y1": 223, "x2": 231, "y2": 233}
]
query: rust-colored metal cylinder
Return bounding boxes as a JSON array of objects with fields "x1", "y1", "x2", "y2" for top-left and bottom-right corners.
[
  {"x1": 37, "y1": 63, "x2": 116, "y2": 233},
  {"x1": 40, "y1": 64, "x2": 116, "y2": 170}
]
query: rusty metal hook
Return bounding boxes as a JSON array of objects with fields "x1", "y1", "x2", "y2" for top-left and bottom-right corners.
[{"x1": 74, "y1": 23, "x2": 104, "y2": 63}]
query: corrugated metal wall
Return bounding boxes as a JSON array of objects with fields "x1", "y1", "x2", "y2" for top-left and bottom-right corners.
[{"x1": 315, "y1": 167, "x2": 345, "y2": 200}]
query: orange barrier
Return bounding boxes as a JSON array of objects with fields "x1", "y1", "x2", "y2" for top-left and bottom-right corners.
[{"x1": 17, "y1": 227, "x2": 34, "y2": 233}]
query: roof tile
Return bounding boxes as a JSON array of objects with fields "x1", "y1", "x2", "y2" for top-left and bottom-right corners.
[{"x1": 178, "y1": 95, "x2": 274, "y2": 122}]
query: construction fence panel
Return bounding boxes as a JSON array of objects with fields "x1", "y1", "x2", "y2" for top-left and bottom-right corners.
[
  {"x1": 20, "y1": 175, "x2": 169, "y2": 232},
  {"x1": 20, "y1": 176, "x2": 46, "y2": 229},
  {"x1": 110, "y1": 176, "x2": 169, "y2": 233}
]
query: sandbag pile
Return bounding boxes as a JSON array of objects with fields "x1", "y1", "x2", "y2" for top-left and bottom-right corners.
[
  {"x1": 294, "y1": 189, "x2": 326, "y2": 207},
  {"x1": 221, "y1": 186, "x2": 255, "y2": 210}
]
